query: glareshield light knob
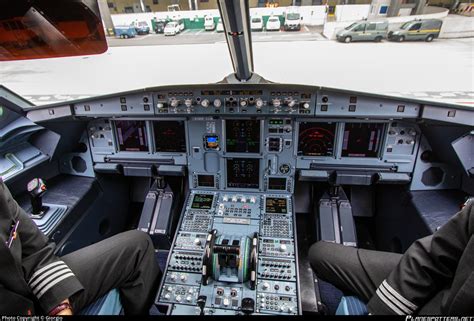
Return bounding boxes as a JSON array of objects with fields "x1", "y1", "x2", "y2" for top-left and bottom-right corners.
[
  {"x1": 170, "y1": 99, "x2": 179, "y2": 107},
  {"x1": 303, "y1": 102, "x2": 310, "y2": 109},
  {"x1": 213, "y1": 99, "x2": 222, "y2": 108},
  {"x1": 287, "y1": 100, "x2": 296, "y2": 108},
  {"x1": 201, "y1": 99, "x2": 210, "y2": 108},
  {"x1": 272, "y1": 99, "x2": 281, "y2": 107},
  {"x1": 256, "y1": 98, "x2": 264, "y2": 108},
  {"x1": 184, "y1": 99, "x2": 193, "y2": 107},
  {"x1": 240, "y1": 100, "x2": 248, "y2": 107}
]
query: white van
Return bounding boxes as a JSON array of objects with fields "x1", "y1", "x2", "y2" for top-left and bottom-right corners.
[
  {"x1": 204, "y1": 16, "x2": 215, "y2": 31},
  {"x1": 250, "y1": 16, "x2": 263, "y2": 31},
  {"x1": 284, "y1": 11, "x2": 302, "y2": 31}
]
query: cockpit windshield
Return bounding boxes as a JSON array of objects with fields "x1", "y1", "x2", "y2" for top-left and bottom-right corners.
[{"x1": 0, "y1": 0, "x2": 472, "y2": 108}]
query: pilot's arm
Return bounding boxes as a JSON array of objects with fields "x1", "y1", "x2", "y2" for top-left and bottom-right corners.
[
  {"x1": 1, "y1": 180, "x2": 84, "y2": 314},
  {"x1": 368, "y1": 200, "x2": 474, "y2": 315}
]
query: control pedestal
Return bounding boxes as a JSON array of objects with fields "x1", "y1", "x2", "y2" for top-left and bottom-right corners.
[{"x1": 156, "y1": 190, "x2": 300, "y2": 315}]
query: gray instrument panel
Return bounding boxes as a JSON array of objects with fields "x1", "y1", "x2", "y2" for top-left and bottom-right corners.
[
  {"x1": 156, "y1": 190, "x2": 300, "y2": 315},
  {"x1": 78, "y1": 85, "x2": 428, "y2": 315}
]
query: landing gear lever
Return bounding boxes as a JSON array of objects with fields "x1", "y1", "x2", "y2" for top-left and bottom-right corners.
[{"x1": 27, "y1": 178, "x2": 48, "y2": 218}]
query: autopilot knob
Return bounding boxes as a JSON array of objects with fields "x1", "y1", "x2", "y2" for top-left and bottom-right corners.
[
  {"x1": 201, "y1": 99, "x2": 210, "y2": 108},
  {"x1": 170, "y1": 98, "x2": 179, "y2": 108},
  {"x1": 213, "y1": 99, "x2": 222, "y2": 108},
  {"x1": 184, "y1": 99, "x2": 193, "y2": 108},
  {"x1": 241, "y1": 297, "x2": 255, "y2": 315},
  {"x1": 287, "y1": 99, "x2": 297, "y2": 108},
  {"x1": 272, "y1": 99, "x2": 281, "y2": 108},
  {"x1": 255, "y1": 98, "x2": 264, "y2": 109},
  {"x1": 27, "y1": 178, "x2": 47, "y2": 216}
]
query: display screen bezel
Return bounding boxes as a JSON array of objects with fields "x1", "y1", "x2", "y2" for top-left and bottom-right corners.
[
  {"x1": 225, "y1": 157, "x2": 261, "y2": 190},
  {"x1": 224, "y1": 119, "x2": 262, "y2": 154},
  {"x1": 268, "y1": 177, "x2": 287, "y2": 191},
  {"x1": 341, "y1": 122, "x2": 386, "y2": 158},
  {"x1": 190, "y1": 194, "x2": 214, "y2": 210},
  {"x1": 114, "y1": 120, "x2": 149, "y2": 153},
  {"x1": 153, "y1": 120, "x2": 187, "y2": 153},
  {"x1": 297, "y1": 121, "x2": 337, "y2": 157},
  {"x1": 265, "y1": 197, "x2": 288, "y2": 214},
  {"x1": 197, "y1": 174, "x2": 215, "y2": 188}
]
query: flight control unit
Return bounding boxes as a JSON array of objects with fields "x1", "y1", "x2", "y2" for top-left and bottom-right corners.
[{"x1": 155, "y1": 191, "x2": 300, "y2": 315}]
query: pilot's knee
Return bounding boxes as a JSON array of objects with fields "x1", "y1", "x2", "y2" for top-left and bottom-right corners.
[
  {"x1": 308, "y1": 241, "x2": 337, "y2": 275},
  {"x1": 123, "y1": 230, "x2": 155, "y2": 252}
]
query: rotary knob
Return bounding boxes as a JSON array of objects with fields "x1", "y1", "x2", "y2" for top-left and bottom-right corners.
[
  {"x1": 272, "y1": 99, "x2": 281, "y2": 108},
  {"x1": 279, "y1": 244, "x2": 287, "y2": 252},
  {"x1": 262, "y1": 282, "x2": 270, "y2": 290},
  {"x1": 157, "y1": 102, "x2": 165, "y2": 109},
  {"x1": 186, "y1": 295, "x2": 193, "y2": 302},
  {"x1": 184, "y1": 99, "x2": 193, "y2": 107},
  {"x1": 287, "y1": 99, "x2": 296, "y2": 108},
  {"x1": 201, "y1": 99, "x2": 210, "y2": 108},
  {"x1": 170, "y1": 98, "x2": 179, "y2": 108},
  {"x1": 176, "y1": 295, "x2": 182, "y2": 302},
  {"x1": 194, "y1": 238, "x2": 202, "y2": 246},
  {"x1": 303, "y1": 102, "x2": 310, "y2": 109},
  {"x1": 164, "y1": 293, "x2": 171, "y2": 300},
  {"x1": 180, "y1": 274, "x2": 187, "y2": 281},
  {"x1": 213, "y1": 99, "x2": 222, "y2": 108},
  {"x1": 240, "y1": 100, "x2": 248, "y2": 107},
  {"x1": 255, "y1": 98, "x2": 264, "y2": 108},
  {"x1": 170, "y1": 274, "x2": 177, "y2": 281}
]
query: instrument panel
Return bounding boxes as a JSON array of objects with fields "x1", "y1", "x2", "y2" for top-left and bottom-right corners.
[{"x1": 88, "y1": 116, "x2": 420, "y2": 188}]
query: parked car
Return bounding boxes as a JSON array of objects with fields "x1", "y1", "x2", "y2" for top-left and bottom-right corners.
[
  {"x1": 164, "y1": 21, "x2": 180, "y2": 36},
  {"x1": 250, "y1": 16, "x2": 263, "y2": 31},
  {"x1": 133, "y1": 21, "x2": 150, "y2": 35},
  {"x1": 174, "y1": 18, "x2": 185, "y2": 32},
  {"x1": 388, "y1": 19, "x2": 443, "y2": 42},
  {"x1": 216, "y1": 18, "x2": 224, "y2": 33},
  {"x1": 283, "y1": 11, "x2": 302, "y2": 31},
  {"x1": 114, "y1": 24, "x2": 137, "y2": 38},
  {"x1": 336, "y1": 20, "x2": 388, "y2": 43},
  {"x1": 154, "y1": 19, "x2": 167, "y2": 34},
  {"x1": 266, "y1": 16, "x2": 281, "y2": 31},
  {"x1": 204, "y1": 15, "x2": 215, "y2": 31}
]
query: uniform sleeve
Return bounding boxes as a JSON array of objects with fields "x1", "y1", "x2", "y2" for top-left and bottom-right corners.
[
  {"x1": 367, "y1": 200, "x2": 474, "y2": 315},
  {"x1": 0, "y1": 180, "x2": 84, "y2": 314}
]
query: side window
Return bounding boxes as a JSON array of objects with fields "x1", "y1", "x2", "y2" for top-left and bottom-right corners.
[
  {"x1": 410, "y1": 23, "x2": 422, "y2": 31},
  {"x1": 366, "y1": 23, "x2": 376, "y2": 31},
  {"x1": 354, "y1": 24, "x2": 365, "y2": 32}
]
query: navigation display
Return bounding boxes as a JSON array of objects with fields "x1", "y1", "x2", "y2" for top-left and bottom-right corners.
[
  {"x1": 342, "y1": 123, "x2": 385, "y2": 158},
  {"x1": 115, "y1": 120, "x2": 148, "y2": 152},
  {"x1": 265, "y1": 197, "x2": 288, "y2": 214},
  {"x1": 225, "y1": 120, "x2": 260, "y2": 153},
  {"x1": 298, "y1": 122, "x2": 336, "y2": 157},
  {"x1": 226, "y1": 158, "x2": 260, "y2": 189},
  {"x1": 153, "y1": 121, "x2": 186, "y2": 153},
  {"x1": 197, "y1": 174, "x2": 215, "y2": 187},
  {"x1": 191, "y1": 194, "x2": 214, "y2": 209}
]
